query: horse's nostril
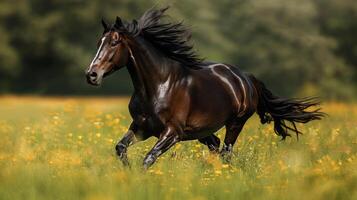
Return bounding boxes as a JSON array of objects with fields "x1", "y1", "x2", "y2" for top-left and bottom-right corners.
[{"x1": 89, "y1": 72, "x2": 98, "y2": 78}]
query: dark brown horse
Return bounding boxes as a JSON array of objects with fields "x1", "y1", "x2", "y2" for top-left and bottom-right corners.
[{"x1": 85, "y1": 7, "x2": 324, "y2": 169}]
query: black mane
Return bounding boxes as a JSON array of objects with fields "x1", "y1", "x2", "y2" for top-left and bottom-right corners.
[{"x1": 115, "y1": 7, "x2": 204, "y2": 68}]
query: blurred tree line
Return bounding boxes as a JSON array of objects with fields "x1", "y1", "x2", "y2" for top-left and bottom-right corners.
[{"x1": 0, "y1": 0, "x2": 356, "y2": 99}]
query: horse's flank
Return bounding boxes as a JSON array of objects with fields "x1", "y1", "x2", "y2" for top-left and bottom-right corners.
[{"x1": 86, "y1": 7, "x2": 325, "y2": 169}]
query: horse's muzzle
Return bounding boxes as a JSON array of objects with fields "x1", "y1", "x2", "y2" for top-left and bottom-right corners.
[{"x1": 86, "y1": 71, "x2": 100, "y2": 86}]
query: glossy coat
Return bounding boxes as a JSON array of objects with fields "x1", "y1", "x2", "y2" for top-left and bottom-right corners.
[{"x1": 86, "y1": 8, "x2": 324, "y2": 169}]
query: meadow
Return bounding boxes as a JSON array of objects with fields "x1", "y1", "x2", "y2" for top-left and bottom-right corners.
[{"x1": 0, "y1": 96, "x2": 356, "y2": 200}]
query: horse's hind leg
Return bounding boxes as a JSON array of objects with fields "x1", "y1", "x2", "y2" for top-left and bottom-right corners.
[
  {"x1": 198, "y1": 135, "x2": 220, "y2": 153},
  {"x1": 221, "y1": 117, "x2": 249, "y2": 161}
]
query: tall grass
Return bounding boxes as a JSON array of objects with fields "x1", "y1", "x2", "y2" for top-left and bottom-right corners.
[{"x1": 0, "y1": 97, "x2": 356, "y2": 200}]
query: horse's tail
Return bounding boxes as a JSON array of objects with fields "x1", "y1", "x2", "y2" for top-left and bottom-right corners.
[{"x1": 249, "y1": 75, "x2": 325, "y2": 140}]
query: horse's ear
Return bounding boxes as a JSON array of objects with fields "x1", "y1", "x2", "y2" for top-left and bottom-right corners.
[
  {"x1": 115, "y1": 16, "x2": 123, "y2": 28},
  {"x1": 101, "y1": 18, "x2": 109, "y2": 31}
]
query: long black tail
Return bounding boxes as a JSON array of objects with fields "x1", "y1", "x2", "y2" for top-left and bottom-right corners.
[{"x1": 249, "y1": 75, "x2": 325, "y2": 140}]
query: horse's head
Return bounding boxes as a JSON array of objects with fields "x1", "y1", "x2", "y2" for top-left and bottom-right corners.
[{"x1": 86, "y1": 17, "x2": 129, "y2": 86}]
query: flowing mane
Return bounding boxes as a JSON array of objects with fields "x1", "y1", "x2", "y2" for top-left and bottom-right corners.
[
  {"x1": 87, "y1": 6, "x2": 324, "y2": 170},
  {"x1": 115, "y1": 7, "x2": 204, "y2": 68}
]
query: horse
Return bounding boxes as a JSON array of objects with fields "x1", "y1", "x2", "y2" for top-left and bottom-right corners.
[{"x1": 85, "y1": 7, "x2": 324, "y2": 169}]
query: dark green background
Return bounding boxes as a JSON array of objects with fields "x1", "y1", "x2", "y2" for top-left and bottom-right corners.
[{"x1": 0, "y1": 0, "x2": 356, "y2": 99}]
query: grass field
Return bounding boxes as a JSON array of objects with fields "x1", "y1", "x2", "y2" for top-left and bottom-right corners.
[{"x1": 0, "y1": 96, "x2": 356, "y2": 200}]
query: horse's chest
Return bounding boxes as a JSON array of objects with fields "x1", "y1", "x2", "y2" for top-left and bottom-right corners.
[
  {"x1": 135, "y1": 113, "x2": 157, "y2": 128},
  {"x1": 129, "y1": 99, "x2": 164, "y2": 133}
]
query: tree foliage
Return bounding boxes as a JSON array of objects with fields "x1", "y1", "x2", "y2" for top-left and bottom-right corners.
[{"x1": 0, "y1": 0, "x2": 355, "y2": 99}]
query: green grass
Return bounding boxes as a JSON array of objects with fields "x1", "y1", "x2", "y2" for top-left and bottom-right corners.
[{"x1": 0, "y1": 96, "x2": 356, "y2": 200}]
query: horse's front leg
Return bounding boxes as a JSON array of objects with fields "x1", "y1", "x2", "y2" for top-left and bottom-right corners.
[
  {"x1": 115, "y1": 123, "x2": 140, "y2": 166},
  {"x1": 143, "y1": 125, "x2": 180, "y2": 170}
]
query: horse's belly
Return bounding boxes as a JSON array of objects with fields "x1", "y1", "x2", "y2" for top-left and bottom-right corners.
[
  {"x1": 182, "y1": 125, "x2": 223, "y2": 140},
  {"x1": 183, "y1": 100, "x2": 231, "y2": 140}
]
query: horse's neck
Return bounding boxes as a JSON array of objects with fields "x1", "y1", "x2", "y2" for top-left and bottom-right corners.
[{"x1": 126, "y1": 39, "x2": 183, "y2": 100}]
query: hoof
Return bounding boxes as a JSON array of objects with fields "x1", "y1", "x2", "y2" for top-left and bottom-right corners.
[
  {"x1": 143, "y1": 154, "x2": 156, "y2": 170},
  {"x1": 115, "y1": 143, "x2": 126, "y2": 156},
  {"x1": 116, "y1": 143, "x2": 130, "y2": 166},
  {"x1": 220, "y1": 144, "x2": 233, "y2": 163}
]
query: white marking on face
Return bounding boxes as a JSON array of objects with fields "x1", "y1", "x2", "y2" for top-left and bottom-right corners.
[
  {"x1": 208, "y1": 64, "x2": 247, "y2": 113},
  {"x1": 88, "y1": 37, "x2": 106, "y2": 72},
  {"x1": 158, "y1": 76, "x2": 171, "y2": 99}
]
